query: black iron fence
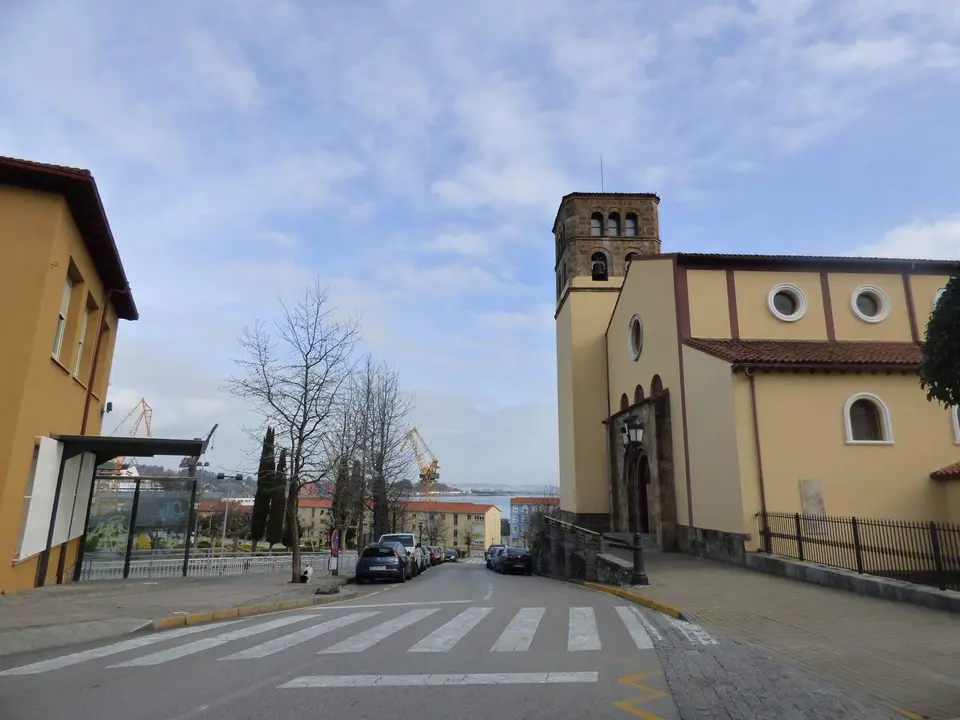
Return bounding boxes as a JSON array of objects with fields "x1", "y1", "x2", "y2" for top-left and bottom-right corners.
[{"x1": 756, "y1": 511, "x2": 960, "y2": 591}]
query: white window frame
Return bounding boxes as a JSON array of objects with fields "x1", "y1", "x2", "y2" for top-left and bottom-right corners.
[
  {"x1": 850, "y1": 285, "x2": 891, "y2": 323},
  {"x1": 843, "y1": 392, "x2": 894, "y2": 445},
  {"x1": 52, "y1": 277, "x2": 73, "y2": 360},
  {"x1": 74, "y1": 306, "x2": 89, "y2": 376},
  {"x1": 767, "y1": 283, "x2": 807, "y2": 322},
  {"x1": 627, "y1": 314, "x2": 644, "y2": 360},
  {"x1": 952, "y1": 406, "x2": 960, "y2": 445}
]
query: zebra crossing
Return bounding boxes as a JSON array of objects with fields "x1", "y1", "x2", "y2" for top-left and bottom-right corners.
[
  {"x1": 0, "y1": 604, "x2": 718, "y2": 677},
  {"x1": 455, "y1": 558, "x2": 485, "y2": 564}
]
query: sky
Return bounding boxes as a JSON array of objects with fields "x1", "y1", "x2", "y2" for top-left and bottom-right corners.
[{"x1": 2, "y1": 1, "x2": 959, "y2": 488}]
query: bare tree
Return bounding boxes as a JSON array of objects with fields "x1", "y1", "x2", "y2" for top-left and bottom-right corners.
[
  {"x1": 423, "y1": 511, "x2": 448, "y2": 546},
  {"x1": 460, "y1": 527, "x2": 474, "y2": 558},
  {"x1": 227, "y1": 279, "x2": 360, "y2": 582}
]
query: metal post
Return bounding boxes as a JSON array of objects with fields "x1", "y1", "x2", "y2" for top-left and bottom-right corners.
[
  {"x1": 123, "y1": 478, "x2": 142, "y2": 580},
  {"x1": 930, "y1": 521, "x2": 947, "y2": 592},
  {"x1": 630, "y1": 531, "x2": 649, "y2": 586},
  {"x1": 220, "y1": 473, "x2": 235, "y2": 559},
  {"x1": 182, "y1": 474, "x2": 198, "y2": 577},
  {"x1": 73, "y1": 473, "x2": 101, "y2": 582}
]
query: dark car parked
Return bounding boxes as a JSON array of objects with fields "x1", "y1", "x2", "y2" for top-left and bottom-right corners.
[
  {"x1": 497, "y1": 546, "x2": 533, "y2": 575},
  {"x1": 355, "y1": 542, "x2": 410, "y2": 583},
  {"x1": 444, "y1": 549, "x2": 458, "y2": 562},
  {"x1": 485, "y1": 544, "x2": 506, "y2": 569}
]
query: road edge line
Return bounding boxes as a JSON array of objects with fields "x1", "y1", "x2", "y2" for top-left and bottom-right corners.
[
  {"x1": 581, "y1": 582, "x2": 688, "y2": 620},
  {"x1": 146, "y1": 589, "x2": 376, "y2": 632}
]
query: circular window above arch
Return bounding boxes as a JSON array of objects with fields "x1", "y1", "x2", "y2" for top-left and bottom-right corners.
[
  {"x1": 628, "y1": 314, "x2": 643, "y2": 360},
  {"x1": 851, "y1": 285, "x2": 890, "y2": 323},
  {"x1": 767, "y1": 283, "x2": 807, "y2": 322}
]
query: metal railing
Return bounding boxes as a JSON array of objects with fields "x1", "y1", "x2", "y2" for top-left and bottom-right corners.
[
  {"x1": 80, "y1": 550, "x2": 358, "y2": 581},
  {"x1": 757, "y1": 511, "x2": 960, "y2": 591}
]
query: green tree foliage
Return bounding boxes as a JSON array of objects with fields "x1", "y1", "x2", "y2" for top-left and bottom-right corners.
[
  {"x1": 266, "y1": 447, "x2": 288, "y2": 546},
  {"x1": 920, "y1": 274, "x2": 960, "y2": 407},
  {"x1": 250, "y1": 427, "x2": 275, "y2": 546}
]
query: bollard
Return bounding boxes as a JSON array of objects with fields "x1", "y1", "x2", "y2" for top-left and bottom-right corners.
[{"x1": 630, "y1": 532, "x2": 649, "y2": 586}]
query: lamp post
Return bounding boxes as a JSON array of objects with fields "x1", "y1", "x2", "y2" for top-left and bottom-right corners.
[
  {"x1": 215, "y1": 472, "x2": 244, "y2": 558},
  {"x1": 620, "y1": 415, "x2": 649, "y2": 586}
]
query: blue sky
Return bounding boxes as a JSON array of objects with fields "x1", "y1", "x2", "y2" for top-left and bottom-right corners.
[{"x1": 2, "y1": 1, "x2": 959, "y2": 486}]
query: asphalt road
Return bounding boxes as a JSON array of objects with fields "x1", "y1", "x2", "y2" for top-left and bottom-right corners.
[{"x1": 0, "y1": 561, "x2": 681, "y2": 720}]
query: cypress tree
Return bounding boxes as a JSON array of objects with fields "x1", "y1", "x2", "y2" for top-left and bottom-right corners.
[
  {"x1": 250, "y1": 427, "x2": 275, "y2": 551},
  {"x1": 266, "y1": 447, "x2": 287, "y2": 546}
]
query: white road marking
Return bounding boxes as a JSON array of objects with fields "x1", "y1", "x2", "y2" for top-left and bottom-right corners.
[
  {"x1": 108, "y1": 615, "x2": 313, "y2": 667},
  {"x1": 666, "y1": 617, "x2": 718, "y2": 645},
  {"x1": 279, "y1": 672, "x2": 599, "y2": 688},
  {"x1": 319, "y1": 608, "x2": 438, "y2": 654},
  {"x1": 621, "y1": 605, "x2": 662, "y2": 641},
  {"x1": 491, "y1": 607, "x2": 545, "y2": 652},
  {"x1": 408, "y1": 607, "x2": 493, "y2": 652},
  {"x1": 615, "y1": 606, "x2": 654, "y2": 649},
  {"x1": 0, "y1": 621, "x2": 243, "y2": 676},
  {"x1": 220, "y1": 611, "x2": 381, "y2": 659},
  {"x1": 482, "y1": 582, "x2": 493, "y2": 601},
  {"x1": 567, "y1": 607, "x2": 601, "y2": 651}
]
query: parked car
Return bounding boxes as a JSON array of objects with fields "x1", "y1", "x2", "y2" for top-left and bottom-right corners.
[
  {"x1": 382, "y1": 541, "x2": 414, "y2": 580},
  {"x1": 444, "y1": 549, "x2": 458, "y2": 562},
  {"x1": 379, "y1": 533, "x2": 427, "y2": 574},
  {"x1": 488, "y1": 546, "x2": 507, "y2": 572},
  {"x1": 485, "y1": 544, "x2": 506, "y2": 569},
  {"x1": 435, "y1": 546, "x2": 445, "y2": 562},
  {"x1": 497, "y1": 546, "x2": 533, "y2": 575},
  {"x1": 431, "y1": 546, "x2": 444, "y2": 564},
  {"x1": 355, "y1": 543, "x2": 408, "y2": 584}
]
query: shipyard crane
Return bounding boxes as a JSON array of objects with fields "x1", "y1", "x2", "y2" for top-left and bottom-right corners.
[
  {"x1": 107, "y1": 398, "x2": 153, "y2": 474},
  {"x1": 400, "y1": 426, "x2": 440, "y2": 498}
]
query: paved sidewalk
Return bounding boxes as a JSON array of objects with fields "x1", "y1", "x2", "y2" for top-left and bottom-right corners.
[
  {"x1": 618, "y1": 553, "x2": 960, "y2": 720},
  {"x1": 0, "y1": 571, "x2": 357, "y2": 657}
]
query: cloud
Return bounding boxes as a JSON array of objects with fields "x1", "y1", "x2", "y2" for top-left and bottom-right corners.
[{"x1": 2, "y1": 0, "x2": 959, "y2": 490}]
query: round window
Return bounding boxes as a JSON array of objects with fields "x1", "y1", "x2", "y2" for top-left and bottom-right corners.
[
  {"x1": 767, "y1": 284, "x2": 806, "y2": 322},
  {"x1": 851, "y1": 286, "x2": 890, "y2": 323},
  {"x1": 628, "y1": 314, "x2": 643, "y2": 360}
]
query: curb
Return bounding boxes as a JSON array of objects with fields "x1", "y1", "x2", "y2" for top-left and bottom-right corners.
[
  {"x1": 582, "y1": 582, "x2": 688, "y2": 620},
  {"x1": 146, "y1": 589, "x2": 373, "y2": 632}
]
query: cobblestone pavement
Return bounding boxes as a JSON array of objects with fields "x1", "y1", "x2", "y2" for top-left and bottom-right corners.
[
  {"x1": 642, "y1": 610, "x2": 902, "y2": 720},
  {"x1": 618, "y1": 553, "x2": 960, "y2": 719}
]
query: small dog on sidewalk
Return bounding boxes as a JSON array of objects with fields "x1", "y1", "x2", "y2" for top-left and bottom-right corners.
[{"x1": 299, "y1": 564, "x2": 313, "y2": 584}]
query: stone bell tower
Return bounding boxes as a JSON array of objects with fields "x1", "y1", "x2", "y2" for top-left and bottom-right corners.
[{"x1": 553, "y1": 192, "x2": 661, "y2": 531}]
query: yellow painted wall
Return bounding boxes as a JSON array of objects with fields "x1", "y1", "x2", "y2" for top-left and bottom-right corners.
[
  {"x1": 687, "y1": 270, "x2": 731, "y2": 338},
  {"x1": 750, "y1": 373, "x2": 956, "y2": 523},
  {"x1": 606, "y1": 259, "x2": 689, "y2": 525},
  {"x1": 733, "y1": 271, "x2": 828, "y2": 340},
  {"x1": 681, "y1": 346, "x2": 744, "y2": 534},
  {"x1": 943, "y1": 483, "x2": 960, "y2": 524},
  {"x1": 909, "y1": 274, "x2": 951, "y2": 339},
  {"x1": 828, "y1": 273, "x2": 912, "y2": 341},
  {"x1": 556, "y1": 279, "x2": 622, "y2": 517},
  {"x1": 732, "y1": 374, "x2": 763, "y2": 549},
  {"x1": 0, "y1": 189, "x2": 122, "y2": 593}
]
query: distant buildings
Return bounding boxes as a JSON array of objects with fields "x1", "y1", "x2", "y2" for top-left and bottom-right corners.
[{"x1": 509, "y1": 496, "x2": 560, "y2": 546}]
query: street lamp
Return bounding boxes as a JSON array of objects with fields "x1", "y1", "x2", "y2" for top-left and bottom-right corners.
[
  {"x1": 215, "y1": 472, "x2": 244, "y2": 557},
  {"x1": 619, "y1": 414, "x2": 649, "y2": 586}
]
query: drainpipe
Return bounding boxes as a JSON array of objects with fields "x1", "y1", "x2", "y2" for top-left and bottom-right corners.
[
  {"x1": 744, "y1": 367, "x2": 771, "y2": 552},
  {"x1": 80, "y1": 288, "x2": 125, "y2": 435}
]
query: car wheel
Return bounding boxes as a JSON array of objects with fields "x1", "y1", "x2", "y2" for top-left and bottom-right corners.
[{"x1": 399, "y1": 571, "x2": 405, "y2": 583}]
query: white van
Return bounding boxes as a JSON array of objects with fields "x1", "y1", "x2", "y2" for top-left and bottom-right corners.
[{"x1": 378, "y1": 533, "x2": 427, "y2": 575}]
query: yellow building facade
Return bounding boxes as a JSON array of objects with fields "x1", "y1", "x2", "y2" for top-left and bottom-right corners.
[
  {"x1": 0, "y1": 157, "x2": 137, "y2": 593},
  {"x1": 555, "y1": 191, "x2": 960, "y2": 562}
]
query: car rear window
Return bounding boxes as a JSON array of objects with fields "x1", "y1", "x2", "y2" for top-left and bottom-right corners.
[
  {"x1": 362, "y1": 546, "x2": 397, "y2": 558},
  {"x1": 380, "y1": 534, "x2": 414, "y2": 546},
  {"x1": 507, "y1": 547, "x2": 529, "y2": 555}
]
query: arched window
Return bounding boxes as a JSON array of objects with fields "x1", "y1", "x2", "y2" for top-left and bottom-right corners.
[
  {"x1": 650, "y1": 374, "x2": 663, "y2": 396},
  {"x1": 591, "y1": 252, "x2": 608, "y2": 281},
  {"x1": 625, "y1": 213, "x2": 638, "y2": 236},
  {"x1": 607, "y1": 212, "x2": 621, "y2": 237},
  {"x1": 843, "y1": 393, "x2": 893, "y2": 444},
  {"x1": 634, "y1": 385, "x2": 645, "y2": 404},
  {"x1": 590, "y1": 213, "x2": 603, "y2": 237},
  {"x1": 620, "y1": 393, "x2": 630, "y2": 411}
]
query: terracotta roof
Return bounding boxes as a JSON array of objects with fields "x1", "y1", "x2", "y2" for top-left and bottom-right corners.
[
  {"x1": 930, "y1": 461, "x2": 960, "y2": 480},
  {"x1": 683, "y1": 339, "x2": 923, "y2": 369},
  {"x1": 0, "y1": 155, "x2": 137, "y2": 320},
  {"x1": 510, "y1": 496, "x2": 560, "y2": 506},
  {"x1": 299, "y1": 497, "x2": 333, "y2": 509}
]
